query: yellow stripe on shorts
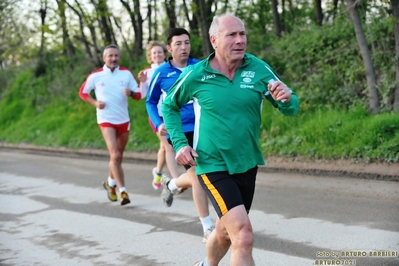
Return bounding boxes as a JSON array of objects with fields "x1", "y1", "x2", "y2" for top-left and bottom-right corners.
[{"x1": 200, "y1": 174, "x2": 228, "y2": 216}]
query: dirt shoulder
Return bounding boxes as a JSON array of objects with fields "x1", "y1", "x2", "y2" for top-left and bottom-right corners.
[{"x1": 1, "y1": 142, "x2": 398, "y2": 182}]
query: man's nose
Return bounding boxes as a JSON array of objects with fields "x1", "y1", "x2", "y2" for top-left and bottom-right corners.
[{"x1": 235, "y1": 35, "x2": 245, "y2": 43}]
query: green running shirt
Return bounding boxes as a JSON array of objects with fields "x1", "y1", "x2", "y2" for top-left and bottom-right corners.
[{"x1": 162, "y1": 52, "x2": 300, "y2": 175}]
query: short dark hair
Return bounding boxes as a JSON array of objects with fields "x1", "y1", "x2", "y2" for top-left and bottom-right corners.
[{"x1": 167, "y1": 28, "x2": 190, "y2": 45}]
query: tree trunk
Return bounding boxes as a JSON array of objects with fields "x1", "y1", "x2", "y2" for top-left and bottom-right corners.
[
  {"x1": 271, "y1": 0, "x2": 282, "y2": 37},
  {"x1": 93, "y1": 0, "x2": 114, "y2": 45},
  {"x1": 133, "y1": 0, "x2": 144, "y2": 57},
  {"x1": 281, "y1": 0, "x2": 286, "y2": 33},
  {"x1": 152, "y1": 0, "x2": 160, "y2": 41},
  {"x1": 119, "y1": 0, "x2": 144, "y2": 57},
  {"x1": 65, "y1": 1, "x2": 98, "y2": 67},
  {"x1": 112, "y1": 15, "x2": 134, "y2": 64},
  {"x1": 287, "y1": 0, "x2": 295, "y2": 32},
  {"x1": 314, "y1": 0, "x2": 323, "y2": 26},
  {"x1": 258, "y1": 0, "x2": 268, "y2": 33},
  {"x1": 164, "y1": 0, "x2": 177, "y2": 30},
  {"x1": 36, "y1": 0, "x2": 48, "y2": 77},
  {"x1": 332, "y1": 0, "x2": 340, "y2": 19},
  {"x1": 146, "y1": 0, "x2": 154, "y2": 41},
  {"x1": 347, "y1": 0, "x2": 379, "y2": 114},
  {"x1": 182, "y1": 0, "x2": 199, "y2": 32},
  {"x1": 56, "y1": 0, "x2": 75, "y2": 60},
  {"x1": 75, "y1": 0, "x2": 102, "y2": 66},
  {"x1": 391, "y1": 0, "x2": 399, "y2": 112},
  {"x1": 194, "y1": 0, "x2": 213, "y2": 55}
]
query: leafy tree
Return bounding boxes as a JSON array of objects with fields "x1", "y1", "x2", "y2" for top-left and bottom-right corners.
[
  {"x1": 55, "y1": 0, "x2": 75, "y2": 63},
  {"x1": 347, "y1": 0, "x2": 379, "y2": 114},
  {"x1": 391, "y1": 0, "x2": 399, "y2": 112}
]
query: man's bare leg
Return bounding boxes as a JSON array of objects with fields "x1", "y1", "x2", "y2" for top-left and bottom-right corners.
[
  {"x1": 206, "y1": 205, "x2": 255, "y2": 266},
  {"x1": 155, "y1": 135, "x2": 166, "y2": 173},
  {"x1": 160, "y1": 136, "x2": 180, "y2": 178},
  {"x1": 101, "y1": 127, "x2": 128, "y2": 188},
  {"x1": 187, "y1": 167, "x2": 209, "y2": 218}
]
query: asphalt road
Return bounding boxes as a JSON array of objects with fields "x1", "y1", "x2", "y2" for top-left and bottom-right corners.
[{"x1": 0, "y1": 148, "x2": 398, "y2": 266}]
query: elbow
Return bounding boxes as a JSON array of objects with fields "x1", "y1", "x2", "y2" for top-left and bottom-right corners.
[{"x1": 79, "y1": 92, "x2": 89, "y2": 101}]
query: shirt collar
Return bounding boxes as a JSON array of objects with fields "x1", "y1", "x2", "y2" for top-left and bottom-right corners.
[
  {"x1": 103, "y1": 64, "x2": 119, "y2": 72},
  {"x1": 204, "y1": 52, "x2": 249, "y2": 72}
]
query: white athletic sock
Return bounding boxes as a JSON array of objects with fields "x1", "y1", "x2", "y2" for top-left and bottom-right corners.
[
  {"x1": 200, "y1": 216, "x2": 214, "y2": 232},
  {"x1": 119, "y1": 187, "x2": 126, "y2": 193},
  {"x1": 108, "y1": 176, "x2": 116, "y2": 187},
  {"x1": 167, "y1": 179, "x2": 179, "y2": 191},
  {"x1": 198, "y1": 259, "x2": 211, "y2": 266}
]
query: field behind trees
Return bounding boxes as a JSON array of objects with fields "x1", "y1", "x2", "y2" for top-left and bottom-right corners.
[{"x1": 0, "y1": 0, "x2": 398, "y2": 164}]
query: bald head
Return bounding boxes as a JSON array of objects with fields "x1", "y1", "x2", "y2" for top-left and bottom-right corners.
[
  {"x1": 209, "y1": 14, "x2": 245, "y2": 38},
  {"x1": 209, "y1": 14, "x2": 247, "y2": 63}
]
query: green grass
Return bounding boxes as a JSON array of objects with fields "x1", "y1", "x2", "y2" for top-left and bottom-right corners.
[
  {"x1": 260, "y1": 105, "x2": 399, "y2": 162},
  {"x1": 1, "y1": 84, "x2": 398, "y2": 163}
]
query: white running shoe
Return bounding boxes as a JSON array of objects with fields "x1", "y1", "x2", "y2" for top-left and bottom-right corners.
[{"x1": 161, "y1": 174, "x2": 174, "y2": 207}]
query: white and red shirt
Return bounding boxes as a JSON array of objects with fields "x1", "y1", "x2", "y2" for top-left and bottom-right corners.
[{"x1": 79, "y1": 64, "x2": 140, "y2": 124}]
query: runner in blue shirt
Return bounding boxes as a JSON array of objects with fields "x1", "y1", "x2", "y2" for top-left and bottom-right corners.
[{"x1": 145, "y1": 28, "x2": 215, "y2": 243}]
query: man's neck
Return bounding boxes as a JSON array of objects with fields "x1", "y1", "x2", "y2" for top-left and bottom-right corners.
[
  {"x1": 170, "y1": 58, "x2": 188, "y2": 68},
  {"x1": 211, "y1": 55, "x2": 242, "y2": 80},
  {"x1": 105, "y1": 64, "x2": 118, "y2": 72}
]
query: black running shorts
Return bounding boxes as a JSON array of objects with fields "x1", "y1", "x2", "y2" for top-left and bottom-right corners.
[{"x1": 198, "y1": 166, "x2": 258, "y2": 218}]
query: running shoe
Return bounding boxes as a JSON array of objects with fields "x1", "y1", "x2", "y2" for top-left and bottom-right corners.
[
  {"x1": 120, "y1": 191, "x2": 131, "y2": 206},
  {"x1": 160, "y1": 173, "x2": 179, "y2": 207},
  {"x1": 151, "y1": 167, "x2": 162, "y2": 190},
  {"x1": 194, "y1": 261, "x2": 206, "y2": 266},
  {"x1": 202, "y1": 225, "x2": 215, "y2": 243},
  {"x1": 102, "y1": 180, "x2": 117, "y2": 202}
]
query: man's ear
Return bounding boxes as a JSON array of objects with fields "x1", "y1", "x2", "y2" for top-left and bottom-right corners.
[
  {"x1": 166, "y1": 45, "x2": 172, "y2": 53},
  {"x1": 210, "y1": 36, "x2": 216, "y2": 49}
]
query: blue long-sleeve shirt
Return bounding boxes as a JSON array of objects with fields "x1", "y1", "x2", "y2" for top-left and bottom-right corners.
[{"x1": 146, "y1": 58, "x2": 200, "y2": 135}]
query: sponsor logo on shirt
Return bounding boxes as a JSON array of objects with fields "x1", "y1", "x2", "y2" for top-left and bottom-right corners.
[
  {"x1": 201, "y1": 74, "x2": 216, "y2": 81},
  {"x1": 167, "y1": 71, "x2": 177, "y2": 77},
  {"x1": 241, "y1": 71, "x2": 255, "y2": 78},
  {"x1": 119, "y1": 81, "x2": 127, "y2": 86},
  {"x1": 240, "y1": 71, "x2": 257, "y2": 88},
  {"x1": 240, "y1": 84, "x2": 254, "y2": 89}
]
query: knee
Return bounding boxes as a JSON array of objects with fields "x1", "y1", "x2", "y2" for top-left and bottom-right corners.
[
  {"x1": 110, "y1": 151, "x2": 122, "y2": 163},
  {"x1": 159, "y1": 145, "x2": 166, "y2": 153},
  {"x1": 233, "y1": 225, "x2": 253, "y2": 248}
]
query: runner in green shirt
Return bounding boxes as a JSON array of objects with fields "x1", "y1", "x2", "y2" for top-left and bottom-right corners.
[{"x1": 162, "y1": 14, "x2": 299, "y2": 266}]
